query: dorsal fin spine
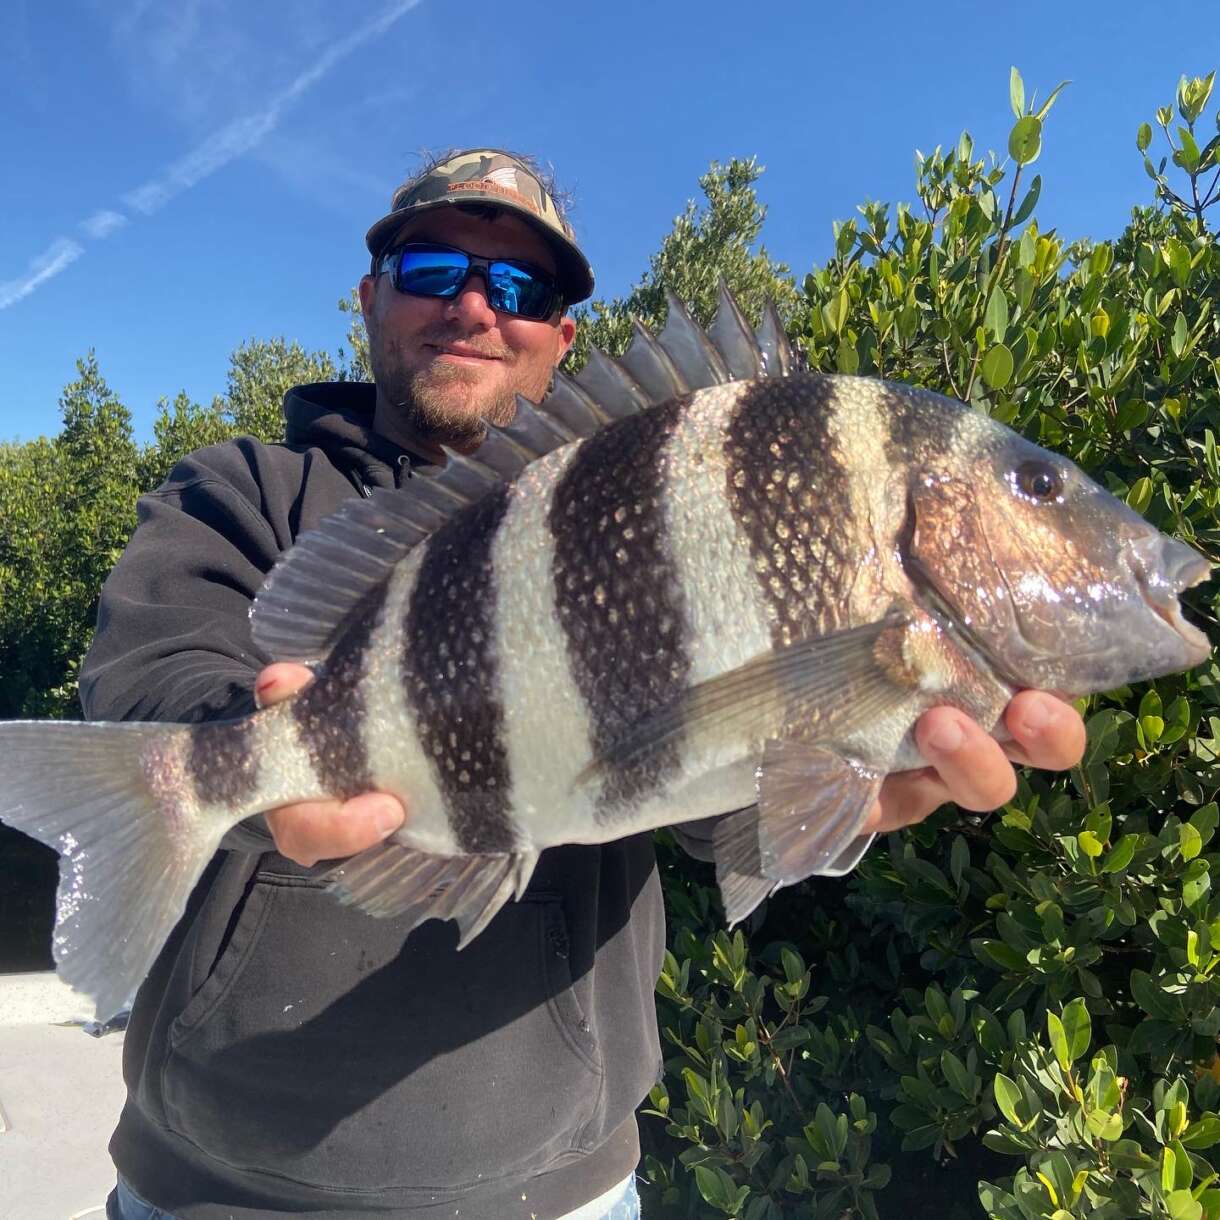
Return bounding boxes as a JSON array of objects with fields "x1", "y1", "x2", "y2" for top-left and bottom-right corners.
[{"x1": 250, "y1": 287, "x2": 792, "y2": 664}]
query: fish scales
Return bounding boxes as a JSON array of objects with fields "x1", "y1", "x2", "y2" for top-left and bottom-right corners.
[
  {"x1": 187, "y1": 718, "x2": 260, "y2": 808},
  {"x1": 491, "y1": 443, "x2": 601, "y2": 842},
  {"x1": 0, "y1": 288, "x2": 1210, "y2": 1019},
  {"x1": 360, "y1": 551, "x2": 457, "y2": 857},
  {"x1": 549, "y1": 396, "x2": 691, "y2": 817},
  {"x1": 403, "y1": 484, "x2": 517, "y2": 854},
  {"x1": 290, "y1": 581, "x2": 387, "y2": 798},
  {"x1": 725, "y1": 377, "x2": 862, "y2": 646}
]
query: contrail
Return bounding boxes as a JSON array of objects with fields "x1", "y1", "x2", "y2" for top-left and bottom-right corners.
[
  {"x1": 126, "y1": 0, "x2": 424, "y2": 215},
  {"x1": 0, "y1": 240, "x2": 85, "y2": 310},
  {"x1": 1, "y1": 0, "x2": 423, "y2": 311}
]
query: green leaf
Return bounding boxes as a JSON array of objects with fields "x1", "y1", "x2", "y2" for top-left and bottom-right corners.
[
  {"x1": 1126, "y1": 476, "x2": 1155, "y2": 513},
  {"x1": 942, "y1": 1049, "x2": 975, "y2": 1099},
  {"x1": 1011, "y1": 174, "x2": 1042, "y2": 225},
  {"x1": 1035, "y1": 80, "x2": 1070, "y2": 120},
  {"x1": 1182, "y1": 824, "x2": 1203, "y2": 862},
  {"x1": 1010, "y1": 67, "x2": 1025, "y2": 119},
  {"x1": 1061, "y1": 998, "x2": 1091, "y2": 1062},
  {"x1": 1167, "y1": 1189, "x2": 1203, "y2": 1220},
  {"x1": 985, "y1": 285, "x2": 1010, "y2": 340},
  {"x1": 1138, "y1": 122, "x2": 1153, "y2": 152},
  {"x1": 994, "y1": 1073, "x2": 1024, "y2": 1126},
  {"x1": 1172, "y1": 311, "x2": 1189, "y2": 358},
  {"x1": 1102, "y1": 834, "x2": 1139, "y2": 874},
  {"x1": 1115, "y1": 400, "x2": 1150, "y2": 432},
  {"x1": 1182, "y1": 1114, "x2": 1220, "y2": 1149},
  {"x1": 1047, "y1": 1012, "x2": 1070, "y2": 1072},
  {"x1": 1078, "y1": 830, "x2": 1104, "y2": 858},
  {"x1": 1009, "y1": 115, "x2": 1043, "y2": 165},
  {"x1": 693, "y1": 1164, "x2": 730, "y2": 1211},
  {"x1": 981, "y1": 343, "x2": 1014, "y2": 389}
]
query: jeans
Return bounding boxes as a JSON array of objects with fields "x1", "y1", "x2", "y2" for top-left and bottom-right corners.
[
  {"x1": 106, "y1": 1178, "x2": 175, "y2": 1220},
  {"x1": 108, "y1": 1173, "x2": 641, "y2": 1219}
]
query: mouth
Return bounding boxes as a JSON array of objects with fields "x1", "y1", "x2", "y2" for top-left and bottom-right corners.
[
  {"x1": 1135, "y1": 550, "x2": 1213, "y2": 661},
  {"x1": 426, "y1": 343, "x2": 504, "y2": 364}
]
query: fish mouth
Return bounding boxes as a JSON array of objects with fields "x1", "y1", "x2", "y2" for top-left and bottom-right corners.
[{"x1": 1129, "y1": 538, "x2": 1213, "y2": 665}]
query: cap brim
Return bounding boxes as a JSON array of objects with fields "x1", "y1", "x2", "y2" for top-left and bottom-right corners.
[{"x1": 365, "y1": 199, "x2": 594, "y2": 306}]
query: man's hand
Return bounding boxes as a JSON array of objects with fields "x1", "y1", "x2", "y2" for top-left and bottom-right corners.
[
  {"x1": 255, "y1": 662, "x2": 406, "y2": 867},
  {"x1": 863, "y1": 691, "x2": 1086, "y2": 835}
]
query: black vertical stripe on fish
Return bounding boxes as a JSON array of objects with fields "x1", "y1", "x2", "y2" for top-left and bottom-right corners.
[
  {"x1": 188, "y1": 718, "x2": 260, "y2": 807},
  {"x1": 724, "y1": 378, "x2": 859, "y2": 648},
  {"x1": 881, "y1": 382, "x2": 962, "y2": 468},
  {"x1": 291, "y1": 581, "x2": 389, "y2": 800},
  {"x1": 549, "y1": 399, "x2": 690, "y2": 817},
  {"x1": 403, "y1": 486, "x2": 516, "y2": 853}
]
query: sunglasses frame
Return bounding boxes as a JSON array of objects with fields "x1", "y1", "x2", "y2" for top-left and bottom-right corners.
[{"x1": 377, "y1": 242, "x2": 563, "y2": 321}]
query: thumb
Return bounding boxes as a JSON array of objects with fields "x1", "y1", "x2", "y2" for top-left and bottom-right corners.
[{"x1": 255, "y1": 661, "x2": 316, "y2": 708}]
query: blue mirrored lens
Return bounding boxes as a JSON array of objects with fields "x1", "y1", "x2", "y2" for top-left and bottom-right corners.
[
  {"x1": 488, "y1": 262, "x2": 554, "y2": 319},
  {"x1": 396, "y1": 249, "x2": 469, "y2": 297},
  {"x1": 393, "y1": 246, "x2": 557, "y2": 319}
]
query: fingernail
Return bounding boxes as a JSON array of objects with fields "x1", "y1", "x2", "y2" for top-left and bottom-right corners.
[
  {"x1": 374, "y1": 802, "x2": 403, "y2": 838},
  {"x1": 254, "y1": 676, "x2": 277, "y2": 707},
  {"x1": 1020, "y1": 701, "x2": 1051, "y2": 734},
  {"x1": 927, "y1": 719, "x2": 964, "y2": 753}
]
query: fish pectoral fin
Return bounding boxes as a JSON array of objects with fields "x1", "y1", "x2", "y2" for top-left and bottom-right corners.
[
  {"x1": 712, "y1": 742, "x2": 883, "y2": 925},
  {"x1": 322, "y1": 842, "x2": 527, "y2": 947},
  {"x1": 575, "y1": 612, "x2": 910, "y2": 791}
]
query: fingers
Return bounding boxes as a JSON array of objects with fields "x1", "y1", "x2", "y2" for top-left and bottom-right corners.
[
  {"x1": 254, "y1": 662, "x2": 316, "y2": 708},
  {"x1": 254, "y1": 664, "x2": 407, "y2": 866},
  {"x1": 914, "y1": 707, "x2": 1019, "y2": 812},
  {"x1": 266, "y1": 793, "x2": 406, "y2": 868},
  {"x1": 862, "y1": 695, "x2": 1086, "y2": 837},
  {"x1": 863, "y1": 768, "x2": 950, "y2": 834},
  {"x1": 1002, "y1": 691, "x2": 1087, "y2": 772}
]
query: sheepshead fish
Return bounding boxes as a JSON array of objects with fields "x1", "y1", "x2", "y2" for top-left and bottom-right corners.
[{"x1": 0, "y1": 287, "x2": 1211, "y2": 1020}]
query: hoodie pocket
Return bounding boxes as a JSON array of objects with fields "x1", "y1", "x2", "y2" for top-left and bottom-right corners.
[{"x1": 161, "y1": 872, "x2": 605, "y2": 1193}]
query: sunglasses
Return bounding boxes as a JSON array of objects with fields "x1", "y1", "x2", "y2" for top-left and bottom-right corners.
[{"x1": 377, "y1": 243, "x2": 563, "y2": 321}]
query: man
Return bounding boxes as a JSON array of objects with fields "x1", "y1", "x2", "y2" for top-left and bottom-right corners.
[{"x1": 84, "y1": 150, "x2": 1085, "y2": 1220}]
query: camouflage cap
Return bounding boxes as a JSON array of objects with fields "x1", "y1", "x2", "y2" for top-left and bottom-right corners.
[{"x1": 365, "y1": 149, "x2": 594, "y2": 306}]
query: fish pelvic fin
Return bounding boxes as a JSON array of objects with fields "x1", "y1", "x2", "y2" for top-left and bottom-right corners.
[
  {"x1": 0, "y1": 720, "x2": 233, "y2": 1022},
  {"x1": 323, "y1": 842, "x2": 538, "y2": 949},
  {"x1": 712, "y1": 745, "x2": 882, "y2": 925}
]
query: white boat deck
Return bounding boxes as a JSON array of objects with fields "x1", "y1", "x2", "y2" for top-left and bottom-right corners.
[{"x1": 0, "y1": 973, "x2": 125, "y2": 1219}]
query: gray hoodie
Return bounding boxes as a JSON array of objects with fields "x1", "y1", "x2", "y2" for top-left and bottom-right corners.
[{"x1": 80, "y1": 383, "x2": 666, "y2": 1219}]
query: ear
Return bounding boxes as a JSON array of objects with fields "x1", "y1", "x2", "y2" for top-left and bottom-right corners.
[
  {"x1": 555, "y1": 313, "x2": 577, "y2": 362},
  {"x1": 357, "y1": 274, "x2": 377, "y2": 319}
]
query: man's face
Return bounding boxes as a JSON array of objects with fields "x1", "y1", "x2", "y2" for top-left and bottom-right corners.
[{"x1": 359, "y1": 208, "x2": 577, "y2": 454}]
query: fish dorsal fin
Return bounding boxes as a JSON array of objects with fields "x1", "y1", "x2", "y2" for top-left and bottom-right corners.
[
  {"x1": 251, "y1": 286, "x2": 794, "y2": 662},
  {"x1": 657, "y1": 289, "x2": 732, "y2": 389},
  {"x1": 618, "y1": 317, "x2": 689, "y2": 403},
  {"x1": 708, "y1": 279, "x2": 766, "y2": 380}
]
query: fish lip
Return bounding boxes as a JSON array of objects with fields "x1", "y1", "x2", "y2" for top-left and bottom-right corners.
[{"x1": 1133, "y1": 552, "x2": 1212, "y2": 662}]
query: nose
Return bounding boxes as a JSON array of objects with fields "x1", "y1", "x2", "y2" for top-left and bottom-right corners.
[{"x1": 444, "y1": 269, "x2": 497, "y2": 328}]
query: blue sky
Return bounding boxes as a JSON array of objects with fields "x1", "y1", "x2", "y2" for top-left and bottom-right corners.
[{"x1": 0, "y1": 0, "x2": 1211, "y2": 443}]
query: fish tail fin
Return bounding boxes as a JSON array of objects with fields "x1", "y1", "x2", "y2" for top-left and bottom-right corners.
[{"x1": 0, "y1": 720, "x2": 232, "y2": 1021}]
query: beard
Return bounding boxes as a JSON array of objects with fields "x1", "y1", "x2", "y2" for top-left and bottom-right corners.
[{"x1": 368, "y1": 324, "x2": 552, "y2": 452}]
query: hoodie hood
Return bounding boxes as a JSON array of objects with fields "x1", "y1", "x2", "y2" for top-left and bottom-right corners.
[{"x1": 283, "y1": 382, "x2": 431, "y2": 491}]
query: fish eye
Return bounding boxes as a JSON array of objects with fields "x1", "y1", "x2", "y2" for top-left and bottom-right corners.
[{"x1": 1013, "y1": 460, "x2": 1063, "y2": 503}]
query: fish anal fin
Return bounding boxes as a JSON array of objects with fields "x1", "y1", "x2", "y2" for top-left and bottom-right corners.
[
  {"x1": 711, "y1": 806, "x2": 778, "y2": 926},
  {"x1": 322, "y1": 841, "x2": 523, "y2": 948}
]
